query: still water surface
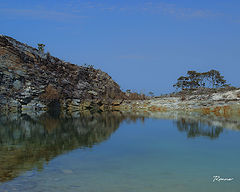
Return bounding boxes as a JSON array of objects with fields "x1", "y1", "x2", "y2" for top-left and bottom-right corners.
[{"x1": 0, "y1": 111, "x2": 239, "y2": 192}]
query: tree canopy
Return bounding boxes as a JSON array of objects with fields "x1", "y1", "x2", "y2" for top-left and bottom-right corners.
[{"x1": 173, "y1": 70, "x2": 228, "y2": 90}]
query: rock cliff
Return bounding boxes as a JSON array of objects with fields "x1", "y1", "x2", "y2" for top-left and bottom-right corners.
[{"x1": 0, "y1": 35, "x2": 123, "y2": 112}]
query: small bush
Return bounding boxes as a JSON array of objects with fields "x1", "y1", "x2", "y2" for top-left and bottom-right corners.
[
  {"x1": 181, "y1": 95, "x2": 186, "y2": 101},
  {"x1": 38, "y1": 44, "x2": 45, "y2": 54},
  {"x1": 40, "y1": 84, "x2": 59, "y2": 102}
]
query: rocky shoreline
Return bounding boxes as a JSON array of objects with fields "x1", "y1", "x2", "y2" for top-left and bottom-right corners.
[
  {"x1": 113, "y1": 88, "x2": 240, "y2": 125},
  {"x1": 116, "y1": 88, "x2": 240, "y2": 112}
]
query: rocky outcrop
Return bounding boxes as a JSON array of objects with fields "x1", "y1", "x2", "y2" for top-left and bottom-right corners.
[{"x1": 0, "y1": 35, "x2": 123, "y2": 112}]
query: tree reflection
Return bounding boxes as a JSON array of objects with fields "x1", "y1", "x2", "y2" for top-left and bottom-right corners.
[{"x1": 176, "y1": 118, "x2": 223, "y2": 139}]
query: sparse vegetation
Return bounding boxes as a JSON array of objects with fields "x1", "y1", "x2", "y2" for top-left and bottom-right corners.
[
  {"x1": 127, "y1": 92, "x2": 147, "y2": 100},
  {"x1": 123, "y1": 89, "x2": 147, "y2": 100},
  {"x1": 83, "y1": 63, "x2": 94, "y2": 69},
  {"x1": 126, "y1": 89, "x2": 131, "y2": 94},
  {"x1": 103, "y1": 88, "x2": 147, "y2": 101},
  {"x1": 149, "y1": 91, "x2": 154, "y2": 97},
  {"x1": 38, "y1": 43, "x2": 45, "y2": 54}
]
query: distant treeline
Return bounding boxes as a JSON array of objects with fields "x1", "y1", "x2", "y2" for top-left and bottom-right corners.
[{"x1": 173, "y1": 70, "x2": 228, "y2": 90}]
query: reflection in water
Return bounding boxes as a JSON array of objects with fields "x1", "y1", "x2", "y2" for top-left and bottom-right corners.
[
  {"x1": 0, "y1": 111, "x2": 238, "y2": 184},
  {"x1": 0, "y1": 111, "x2": 141, "y2": 182},
  {"x1": 175, "y1": 118, "x2": 223, "y2": 139}
]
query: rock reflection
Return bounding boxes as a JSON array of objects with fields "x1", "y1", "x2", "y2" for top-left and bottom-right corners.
[{"x1": 0, "y1": 111, "x2": 140, "y2": 183}]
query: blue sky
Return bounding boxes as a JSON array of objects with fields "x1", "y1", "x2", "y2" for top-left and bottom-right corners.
[{"x1": 1, "y1": 0, "x2": 240, "y2": 94}]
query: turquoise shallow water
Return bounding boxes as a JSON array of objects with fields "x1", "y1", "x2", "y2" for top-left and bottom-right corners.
[{"x1": 0, "y1": 112, "x2": 239, "y2": 192}]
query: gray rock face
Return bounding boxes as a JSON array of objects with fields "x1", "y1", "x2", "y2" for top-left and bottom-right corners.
[
  {"x1": 13, "y1": 80, "x2": 22, "y2": 90},
  {"x1": 0, "y1": 35, "x2": 123, "y2": 112}
]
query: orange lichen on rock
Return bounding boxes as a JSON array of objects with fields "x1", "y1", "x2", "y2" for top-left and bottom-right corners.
[
  {"x1": 150, "y1": 106, "x2": 158, "y2": 112},
  {"x1": 223, "y1": 106, "x2": 231, "y2": 118},
  {"x1": 148, "y1": 106, "x2": 167, "y2": 112},
  {"x1": 157, "y1": 107, "x2": 167, "y2": 112},
  {"x1": 212, "y1": 106, "x2": 221, "y2": 116},
  {"x1": 202, "y1": 107, "x2": 210, "y2": 115}
]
